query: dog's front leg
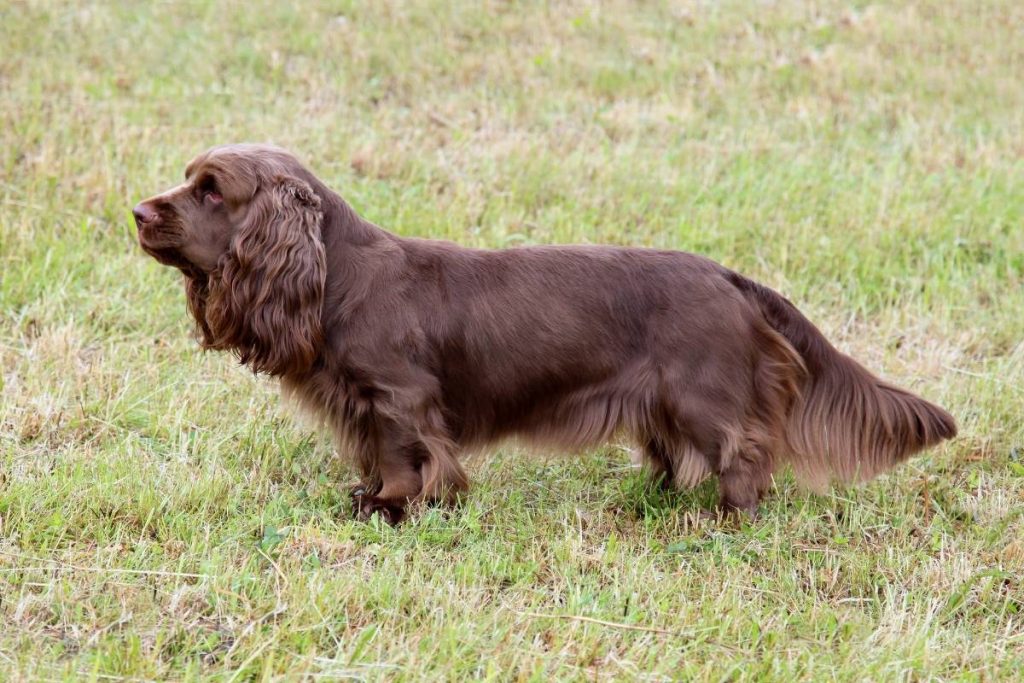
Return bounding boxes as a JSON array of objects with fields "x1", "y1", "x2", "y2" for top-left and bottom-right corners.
[
  {"x1": 350, "y1": 422, "x2": 423, "y2": 525},
  {"x1": 351, "y1": 411, "x2": 467, "y2": 525}
]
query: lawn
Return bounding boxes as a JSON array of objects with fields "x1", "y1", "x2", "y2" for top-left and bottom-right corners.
[{"x1": 1, "y1": 1, "x2": 1022, "y2": 680}]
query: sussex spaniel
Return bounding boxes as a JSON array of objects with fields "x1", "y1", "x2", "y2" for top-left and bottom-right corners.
[{"x1": 133, "y1": 144, "x2": 956, "y2": 524}]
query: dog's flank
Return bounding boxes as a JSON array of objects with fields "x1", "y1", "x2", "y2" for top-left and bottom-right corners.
[{"x1": 134, "y1": 144, "x2": 956, "y2": 523}]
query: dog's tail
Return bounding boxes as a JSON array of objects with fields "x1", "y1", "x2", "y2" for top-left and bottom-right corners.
[{"x1": 728, "y1": 271, "x2": 957, "y2": 487}]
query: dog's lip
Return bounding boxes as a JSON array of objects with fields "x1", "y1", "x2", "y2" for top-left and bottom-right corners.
[
  {"x1": 137, "y1": 228, "x2": 191, "y2": 269},
  {"x1": 137, "y1": 224, "x2": 181, "y2": 250},
  {"x1": 144, "y1": 246, "x2": 192, "y2": 270}
]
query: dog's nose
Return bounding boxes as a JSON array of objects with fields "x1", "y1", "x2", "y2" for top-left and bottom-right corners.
[{"x1": 132, "y1": 203, "x2": 158, "y2": 227}]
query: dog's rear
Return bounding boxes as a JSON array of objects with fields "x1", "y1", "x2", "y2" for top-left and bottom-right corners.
[{"x1": 726, "y1": 272, "x2": 957, "y2": 489}]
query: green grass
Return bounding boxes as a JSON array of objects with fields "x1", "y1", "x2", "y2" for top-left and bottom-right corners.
[{"x1": 2, "y1": 1, "x2": 1022, "y2": 679}]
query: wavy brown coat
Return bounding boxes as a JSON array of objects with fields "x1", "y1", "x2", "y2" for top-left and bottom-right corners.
[{"x1": 134, "y1": 144, "x2": 956, "y2": 523}]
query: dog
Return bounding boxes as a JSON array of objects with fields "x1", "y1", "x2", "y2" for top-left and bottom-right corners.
[{"x1": 133, "y1": 144, "x2": 956, "y2": 523}]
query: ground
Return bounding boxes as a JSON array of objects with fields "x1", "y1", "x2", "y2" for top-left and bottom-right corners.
[{"x1": 1, "y1": 1, "x2": 1022, "y2": 680}]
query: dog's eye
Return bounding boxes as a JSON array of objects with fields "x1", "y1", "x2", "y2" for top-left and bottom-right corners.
[{"x1": 196, "y1": 176, "x2": 222, "y2": 205}]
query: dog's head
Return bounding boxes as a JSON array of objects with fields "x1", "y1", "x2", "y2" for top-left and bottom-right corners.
[{"x1": 133, "y1": 144, "x2": 326, "y2": 376}]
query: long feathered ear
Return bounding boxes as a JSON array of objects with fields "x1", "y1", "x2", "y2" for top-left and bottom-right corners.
[
  {"x1": 205, "y1": 175, "x2": 326, "y2": 376},
  {"x1": 185, "y1": 274, "x2": 215, "y2": 346}
]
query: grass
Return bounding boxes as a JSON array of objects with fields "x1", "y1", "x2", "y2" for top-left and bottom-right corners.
[{"x1": 1, "y1": 0, "x2": 1022, "y2": 679}]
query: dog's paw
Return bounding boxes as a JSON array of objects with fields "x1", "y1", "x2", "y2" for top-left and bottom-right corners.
[
  {"x1": 355, "y1": 495, "x2": 406, "y2": 526},
  {"x1": 348, "y1": 481, "x2": 381, "y2": 507}
]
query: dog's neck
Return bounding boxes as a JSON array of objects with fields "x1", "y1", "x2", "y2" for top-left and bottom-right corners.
[
  {"x1": 315, "y1": 182, "x2": 389, "y2": 245},
  {"x1": 314, "y1": 186, "x2": 403, "y2": 333}
]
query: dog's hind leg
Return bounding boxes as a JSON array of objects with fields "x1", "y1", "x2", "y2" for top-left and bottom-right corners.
[
  {"x1": 640, "y1": 437, "x2": 712, "y2": 491},
  {"x1": 713, "y1": 321, "x2": 799, "y2": 516},
  {"x1": 716, "y1": 438, "x2": 775, "y2": 516},
  {"x1": 638, "y1": 438, "x2": 675, "y2": 490}
]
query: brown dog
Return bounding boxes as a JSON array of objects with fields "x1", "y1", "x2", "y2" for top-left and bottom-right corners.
[{"x1": 134, "y1": 144, "x2": 956, "y2": 523}]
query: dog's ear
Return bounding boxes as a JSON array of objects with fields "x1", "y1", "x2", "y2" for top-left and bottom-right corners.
[
  {"x1": 185, "y1": 274, "x2": 215, "y2": 347},
  {"x1": 205, "y1": 175, "x2": 326, "y2": 376}
]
